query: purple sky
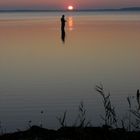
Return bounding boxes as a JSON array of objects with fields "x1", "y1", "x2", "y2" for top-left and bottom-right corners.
[{"x1": 0, "y1": 0, "x2": 140, "y2": 10}]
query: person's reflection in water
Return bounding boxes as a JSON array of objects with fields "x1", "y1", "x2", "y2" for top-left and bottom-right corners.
[
  {"x1": 61, "y1": 15, "x2": 66, "y2": 43},
  {"x1": 61, "y1": 28, "x2": 65, "y2": 43}
]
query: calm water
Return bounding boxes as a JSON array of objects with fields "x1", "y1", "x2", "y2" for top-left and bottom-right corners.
[{"x1": 0, "y1": 11, "x2": 140, "y2": 132}]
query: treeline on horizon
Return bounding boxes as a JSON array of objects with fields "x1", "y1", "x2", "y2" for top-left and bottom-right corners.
[{"x1": 0, "y1": 7, "x2": 140, "y2": 12}]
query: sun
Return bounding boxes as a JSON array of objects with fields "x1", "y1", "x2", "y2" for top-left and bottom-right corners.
[{"x1": 68, "y1": 5, "x2": 74, "y2": 11}]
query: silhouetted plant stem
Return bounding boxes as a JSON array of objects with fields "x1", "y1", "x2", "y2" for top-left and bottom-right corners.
[
  {"x1": 57, "y1": 111, "x2": 67, "y2": 127},
  {"x1": 127, "y1": 96, "x2": 132, "y2": 131},
  {"x1": 78, "y1": 101, "x2": 91, "y2": 127},
  {"x1": 28, "y1": 120, "x2": 32, "y2": 128},
  {"x1": 95, "y1": 84, "x2": 117, "y2": 128},
  {"x1": 129, "y1": 89, "x2": 140, "y2": 130}
]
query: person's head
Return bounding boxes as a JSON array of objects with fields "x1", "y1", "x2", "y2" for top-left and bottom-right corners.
[{"x1": 62, "y1": 15, "x2": 65, "y2": 18}]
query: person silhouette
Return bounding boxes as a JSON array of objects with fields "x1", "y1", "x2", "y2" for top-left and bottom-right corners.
[
  {"x1": 61, "y1": 15, "x2": 66, "y2": 30},
  {"x1": 61, "y1": 15, "x2": 66, "y2": 43}
]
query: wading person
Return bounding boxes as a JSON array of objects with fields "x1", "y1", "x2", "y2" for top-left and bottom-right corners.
[
  {"x1": 61, "y1": 15, "x2": 66, "y2": 43},
  {"x1": 61, "y1": 15, "x2": 66, "y2": 30}
]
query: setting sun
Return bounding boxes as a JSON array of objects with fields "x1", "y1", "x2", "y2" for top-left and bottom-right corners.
[{"x1": 68, "y1": 5, "x2": 74, "y2": 11}]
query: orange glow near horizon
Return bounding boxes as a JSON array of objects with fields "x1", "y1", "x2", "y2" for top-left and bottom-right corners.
[
  {"x1": 0, "y1": 1, "x2": 140, "y2": 10},
  {"x1": 68, "y1": 5, "x2": 74, "y2": 11}
]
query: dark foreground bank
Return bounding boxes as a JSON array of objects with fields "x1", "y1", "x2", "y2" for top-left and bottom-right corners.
[{"x1": 1, "y1": 125, "x2": 140, "y2": 140}]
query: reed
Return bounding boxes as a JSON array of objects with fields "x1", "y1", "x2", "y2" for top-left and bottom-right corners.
[
  {"x1": 128, "y1": 90, "x2": 140, "y2": 130},
  {"x1": 95, "y1": 84, "x2": 117, "y2": 128},
  {"x1": 77, "y1": 101, "x2": 91, "y2": 127},
  {"x1": 57, "y1": 111, "x2": 67, "y2": 127}
]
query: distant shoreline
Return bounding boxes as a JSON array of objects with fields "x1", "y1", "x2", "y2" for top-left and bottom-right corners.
[{"x1": 0, "y1": 7, "x2": 140, "y2": 13}]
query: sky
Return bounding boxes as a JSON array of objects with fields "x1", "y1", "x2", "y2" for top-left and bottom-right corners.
[{"x1": 0, "y1": 0, "x2": 140, "y2": 10}]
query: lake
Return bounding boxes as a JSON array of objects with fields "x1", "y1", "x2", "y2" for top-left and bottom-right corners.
[{"x1": 0, "y1": 11, "x2": 140, "y2": 132}]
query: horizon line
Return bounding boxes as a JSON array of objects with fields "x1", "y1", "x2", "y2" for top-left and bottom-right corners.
[{"x1": 0, "y1": 7, "x2": 140, "y2": 12}]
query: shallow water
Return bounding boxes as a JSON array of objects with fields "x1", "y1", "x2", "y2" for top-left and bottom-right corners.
[{"x1": 0, "y1": 11, "x2": 140, "y2": 132}]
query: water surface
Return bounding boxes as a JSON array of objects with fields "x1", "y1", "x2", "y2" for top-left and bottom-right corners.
[{"x1": 0, "y1": 11, "x2": 140, "y2": 132}]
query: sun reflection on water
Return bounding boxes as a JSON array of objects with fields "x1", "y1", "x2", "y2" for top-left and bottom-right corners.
[{"x1": 68, "y1": 16, "x2": 74, "y2": 31}]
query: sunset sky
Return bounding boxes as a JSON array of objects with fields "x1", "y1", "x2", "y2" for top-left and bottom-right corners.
[{"x1": 0, "y1": 0, "x2": 140, "y2": 10}]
